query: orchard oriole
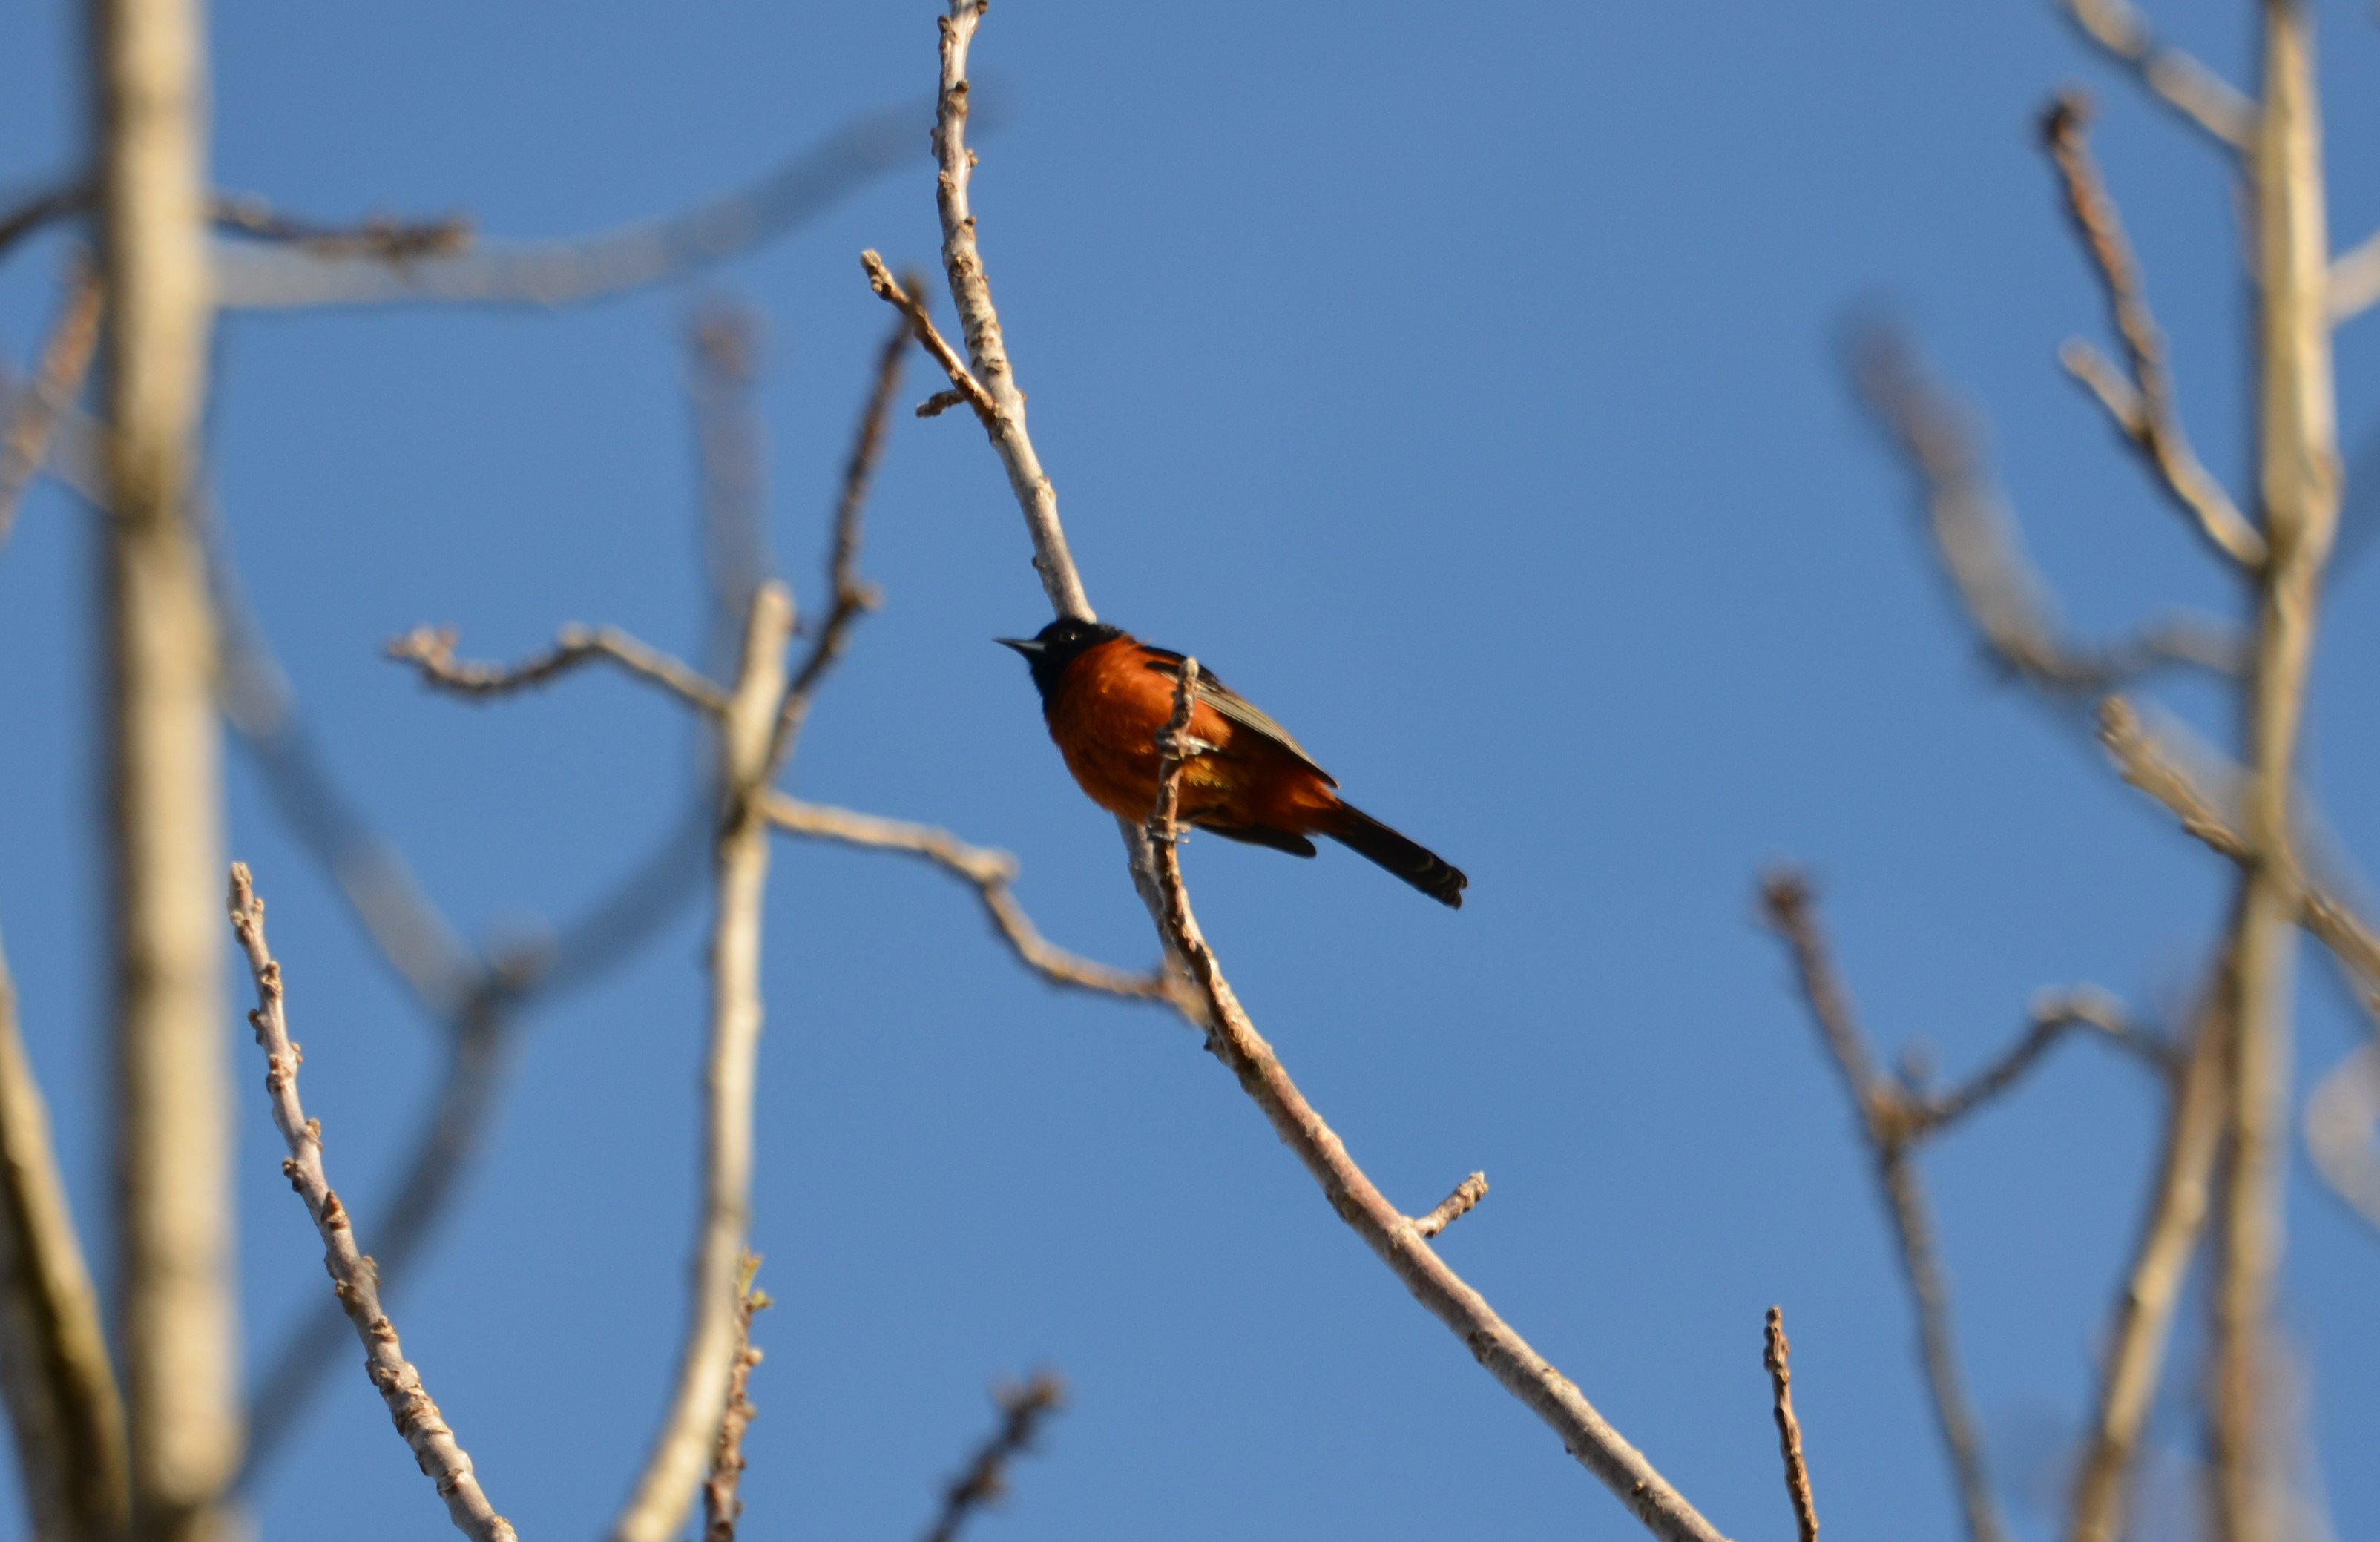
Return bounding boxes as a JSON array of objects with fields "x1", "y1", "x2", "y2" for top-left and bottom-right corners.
[{"x1": 999, "y1": 618, "x2": 1467, "y2": 908}]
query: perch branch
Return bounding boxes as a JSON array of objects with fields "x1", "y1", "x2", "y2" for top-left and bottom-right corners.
[
  {"x1": 0, "y1": 930, "x2": 128, "y2": 1542},
  {"x1": 1764, "y1": 1308, "x2": 1819, "y2": 1542},
  {"x1": 1759, "y1": 874, "x2": 2009, "y2": 1542},
  {"x1": 760, "y1": 795, "x2": 1180, "y2": 1004},
  {"x1": 915, "y1": 1374, "x2": 1065, "y2": 1542},
  {"x1": 1143, "y1": 659, "x2": 1731, "y2": 1542},
  {"x1": 608, "y1": 583, "x2": 792, "y2": 1542},
  {"x1": 225, "y1": 866, "x2": 516, "y2": 1542},
  {"x1": 1850, "y1": 326, "x2": 2238, "y2": 693},
  {"x1": 0, "y1": 265, "x2": 104, "y2": 554},
  {"x1": 2042, "y1": 93, "x2": 2265, "y2": 570},
  {"x1": 1413, "y1": 1173, "x2": 1490, "y2": 1239},
  {"x1": 766, "y1": 306, "x2": 911, "y2": 776},
  {"x1": 2056, "y1": 0, "x2": 2256, "y2": 148},
  {"x1": 700, "y1": 1253, "x2": 770, "y2": 1542},
  {"x1": 388, "y1": 622, "x2": 728, "y2": 714}
]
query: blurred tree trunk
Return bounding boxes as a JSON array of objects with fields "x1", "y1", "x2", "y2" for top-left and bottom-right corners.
[{"x1": 88, "y1": 0, "x2": 241, "y2": 1538}]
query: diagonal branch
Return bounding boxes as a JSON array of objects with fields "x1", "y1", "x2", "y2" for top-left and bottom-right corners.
[
  {"x1": 2042, "y1": 93, "x2": 2266, "y2": 570},
  {"x1": 0, "y1": 929, "x2": 128, "y2": 1542},
  {"x1": 761, "y1": 794, "x2": 1180, "y2": 1004},
  {"x1": 765, "y1": 306, "x2": 911, "y2": 777},
  {"x1": 2056, "y1": 0, "x2": 2257, "y2": 148},
  {"x1": 1850, "y1": 326, "x2": 2238, "y2": 693},
  {"x1": 915, "y1": 1373, "x2": 1065, "y2": 1542},
  {"x1": 2325, "y1": 225, "x2": 2380, "y2": 327},
  {"x1": 861, "y1": 257, "x2": 1001, "y2": 430},
  {"x1": 1763, "y1": 1308, "x2": 1819, "y2": 1542},
  {"x1": 2097, "y1": 697, "x2": 2380, "y2": 1002},
  {"x1": 388, "y1": 621, "x2": 728, "y2": 714},
  {"x1": 1758, "y1": 873, "x2": 2010, "y2": 1542},
  {"x1": 1413, "y1": 1172, "x2": 1490, "y2": 1239},
  {"x1": 226, "y1": 866, "x2": 516, "y2": 1542},
  {"x1": 1144, "y1": 659, "x2": 1730, "y2": 1542},
  {"x1": 1907, "y1": 987, "x2": 2173, "y2": 1137}
]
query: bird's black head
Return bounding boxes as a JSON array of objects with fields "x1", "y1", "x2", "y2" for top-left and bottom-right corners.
[{"x1": 996, "y1": 616, "x2": 1126, "y2": 702}]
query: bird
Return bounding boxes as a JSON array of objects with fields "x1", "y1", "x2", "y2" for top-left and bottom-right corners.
[{"x1": 997, "y1": 617, "x2": 1468, "y2": 907}]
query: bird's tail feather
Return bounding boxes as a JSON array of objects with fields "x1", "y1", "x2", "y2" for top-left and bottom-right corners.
[{"x1": 1324, "y1": 803, "x2": 1467, "y2": 908}]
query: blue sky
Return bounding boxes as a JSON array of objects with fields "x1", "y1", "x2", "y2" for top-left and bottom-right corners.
[{"x1": 4, "y1": 2, "x2": 2379, "y2": 1538}]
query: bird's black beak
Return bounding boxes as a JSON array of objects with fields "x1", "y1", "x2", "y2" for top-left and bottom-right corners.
[{"x1": 994, "y1": 637, "x2": 1044, "y2": 659}]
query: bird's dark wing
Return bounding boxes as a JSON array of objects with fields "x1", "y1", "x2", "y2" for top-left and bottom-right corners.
[{"x1": 1137, "y1": 646, "x2": 1338, "y2": 787}]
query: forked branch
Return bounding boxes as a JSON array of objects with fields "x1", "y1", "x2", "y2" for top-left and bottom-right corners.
[
  {"x1": 2042, "y1": 93, "x2": 2264, "y2": 570},
  {"x1": 226, "y1": 866, "x2": 515, "y2": 1542}
]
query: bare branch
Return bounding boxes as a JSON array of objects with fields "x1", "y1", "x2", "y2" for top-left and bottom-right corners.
[
  {"x1": 1764, "y1": 1308, "x2": 1819, "y2": 1542},
  {"x1": 387, "y1": 621, "x2": 728, "y2": 714},
  {"x1": 861, "y1": 256, "x2": 1002, "y2": 430},
  {"x1": 610, "y1": 584, "x2": 792, "y2": 1542},
  {"x1": 214, "y1": 105, "x2": 921, "y2": 310},
  {"x1": 915, "y1": 1, "x2": 1094, "y2": 622},
  {"x1": 2057, "y1": 0, "x2": 2257, "y2": 148},
  {"x1": 765, "y1": 305, "x2": 911, "y2": 776},
  {"x1": 2067, "y1": 968, "x2": 2231, "y2": 1542},
  {"x1": 208, "y1": 192, "x2": 470, "y2": 260},
  {"x1": 1850, "y1": 326, "x2": 2238, "y2": 693},
  {"x1": 0, "y1": 182, "x2": 91, "y2": 261},
  {"x1": 2042, "y1": 93, "x2": 2266, "y2": 569},
  {"x1": 1909, "y1": 987, "x2": 2174, "y2": 1137},
  {"x1": 0, "y1": 264, "x2": 103, "y2": 554},
  {"x1": 761, "y1": 794, "x2": 1180, "y2": 1003},
  {"x1": 915, "y1": 1374, "x2": 1065, "y2": 1542},
  {"x1": 1140, "y1": 657, "x2": 1734, "y2": 1541},
  {"x1": 2097, "y1": 698, "x2": 2380, "y2": 1006},
  {"x1": 225, "y1": 866, "x2": 516, "y2": 1542},
  {"x1": 2306, "y1": 1044, "x2": 2380, "y2": 1235},
  {"x1": 700, "y1": 1254, "x2": 770, "y2": 1542},
  {"x1": 1412, "y1": 1172, "x2": 1490, "y2": 1239},
  {"x1": 0, "y1": 929, "x2": 128, "y2": 1542},
  {"x1": 1758, "y1": 873, "x2": 2009, "y2": 1542}
]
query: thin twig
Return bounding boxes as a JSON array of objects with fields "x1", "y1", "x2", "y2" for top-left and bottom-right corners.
[
  {"x1": 688, "y1": 304, "x2": 774, "y2": 676},
  {"x1": 0, "y1": 182, "x2": 91, "y2": 262},
  {"x1": 1908, "y1": 988, "x2": 2174, "y2": 1136},
  {"x1": 388, "y1": 622, "x2": 729, "y2": 714},
  {"x1": 225, "y1": 866, "x2": 516, "y2": 1542},
  {"x1": 2326, "y1": 224, "x2": 2380, "y2": 326},
  {"x1": 765, "y1": 305, "x2": 912, "y2": 776},
  {"x1": 2056, "y1": 0, "x2": 2257, "y2": 148},
  {"x1": 916, "y1": 0, "x2": 1094, "y2": 622},
  {"x1": 760, "y1": 794, "x2": 1181, "y2": 1004},
  {"x1": 208, "y1": 193, "x2": 471, "y2": 260},
  {"x1": 1764, "y1": 1308, "x2": 1819, "y2": 1542},
  {"x1": 915, "y1": 1374, "x2": 1065, "y2": 1542},
  {"x1": 1759, "y1": 874, "x2": 2010, "y2": 1542},
  {"x1": 1143, "y1": 659, "x2": 1732, "y2": 1542},
  {"x1": 700, "y1": 1253, "x2": 771, "y2": 1542},
  {"x1": 1413, "y1": 1173, "x2": 1490, "y2": 1239},
  {"x1": 2042, "y1": 93, "x2": 2266, "y2": 570},
  {"x1": 2097, "y1": 697, "x2": 2380, "y2": 1009},
  {"x1": 1850, "y1": 326, "x2": 2238, "y2": 693},
  {"x1": 609, "y1": 584, "x2": 792, "y2": 1542},
  {"x1": 214, "y1": 105, "x2": 923, "y2": 310},
  {"x1": 860, "y1": 257, "x2": 1001, "y2": 430},
  {"x1": 0, "y1": 929, "x2": 128, "y2": 1542},
  {"x1": 0, "y1": 264, "x2": 103, "y2": 553}
]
